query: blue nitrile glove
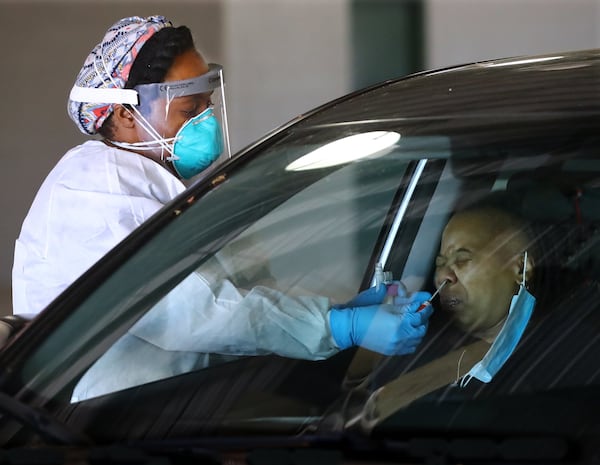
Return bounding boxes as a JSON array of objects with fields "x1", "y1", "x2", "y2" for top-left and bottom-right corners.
[
  {"x1": 331, "y1": 284, "x2": 388, "y2": 309},
  {"x1": 329, "y1": 291, "x2": 433, "y2": 355}
]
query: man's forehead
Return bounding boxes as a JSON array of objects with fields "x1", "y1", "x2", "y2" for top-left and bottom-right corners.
[
  {"x1": 443, "y1": 215, "x2": 524, "y2": 265},
  {"x1": 443, "y1": 213, "x2": 498, "y2": 249}
]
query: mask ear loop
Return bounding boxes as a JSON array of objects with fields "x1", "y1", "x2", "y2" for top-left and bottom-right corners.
[
  {"x1": 114, "y1": 106, "x2": 177, "y2": 156},
  {"x1": 521, "y1": 251, "x2": 528, "y2": 289}
]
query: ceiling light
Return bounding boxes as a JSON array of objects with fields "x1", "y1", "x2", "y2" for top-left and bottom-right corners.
[{"x1": 286, "y1": 131, "x2": 401, "y2": 171}]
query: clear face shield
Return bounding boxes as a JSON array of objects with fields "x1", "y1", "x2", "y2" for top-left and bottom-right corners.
[
  {"x1": 70, "y1": 63, "x2": 231, "y2": 179},
  {"x1": 129, "y1": 64, "x2": 231, "y2": 178}
]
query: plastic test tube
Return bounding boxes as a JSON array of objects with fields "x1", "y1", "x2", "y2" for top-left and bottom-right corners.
[
  {"x1": 417, "y1": 279, "x2": 449, "y2": 312},
  {"x1": 374, "y1": 263, "x2": 393, "y2": 288}
]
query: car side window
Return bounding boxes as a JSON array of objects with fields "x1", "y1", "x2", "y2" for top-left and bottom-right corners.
[
  {"x1": 357, "y1": 141, "x2": 600, "y2": 428},
  {"x1": 68, "y1": 154, "x2": 414, "y2": 402}
]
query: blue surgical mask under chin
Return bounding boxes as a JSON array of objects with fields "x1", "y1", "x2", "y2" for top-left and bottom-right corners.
[
  {"x1": 169, "y1": 107, "x2": 224, "y2": 179},
  {"x1": 460, "y1": 283, "x2": 536, "y2": 386}
]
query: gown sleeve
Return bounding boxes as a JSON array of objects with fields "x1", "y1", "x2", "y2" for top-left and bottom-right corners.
[
  {"x1": 129, "y1": 271, "x2": 339, "y2": 360},
  {"x1": 71, "y1": 272, "x2": 340, "y2": 401}
]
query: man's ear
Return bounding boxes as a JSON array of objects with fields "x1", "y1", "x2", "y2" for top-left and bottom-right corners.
[{"x1": 513, "y1": 252, "x2": 535, "y2": 285}]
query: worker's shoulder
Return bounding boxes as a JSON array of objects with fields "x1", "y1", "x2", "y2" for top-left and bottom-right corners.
[
  {"x1": 47, "y1": 139, "x2": 183, "y2": 200},
  {"x1": 60, "y1": 139, "x2": 122, "y2": 165},
  {"x1": 54, "y1": 140, "x2": 110, "y2": 172},
  {"x1": 54, "y1": 140, "x2": 155, "y2": 181}
]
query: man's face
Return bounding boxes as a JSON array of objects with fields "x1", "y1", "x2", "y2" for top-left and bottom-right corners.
[{"x1": 434, "y1": 211, "x2": 521, "y2": 334}]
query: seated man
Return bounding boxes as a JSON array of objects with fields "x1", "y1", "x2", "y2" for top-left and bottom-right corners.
[
  {"x1": 434, "y1": 206, "x2": 534, "y2": 344},
  {"x1": 357, "y1": 204, "x2": 537, "y2": 426}
]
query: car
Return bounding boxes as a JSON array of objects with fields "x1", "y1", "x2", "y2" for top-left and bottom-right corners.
[{"x1": 0, "y1": 48, "x2": 599, "y2": 464}]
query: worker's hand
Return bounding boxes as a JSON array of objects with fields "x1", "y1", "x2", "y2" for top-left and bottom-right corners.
[
  {"x1": 333, "y1": 280, "x2": 408, "y2": 309},
  {"x1": 329, "y1": 291, "x2": 433, "y2": 355},
  {"x1": 333, "y1": 284, "x2": 388, "y2": 309}
]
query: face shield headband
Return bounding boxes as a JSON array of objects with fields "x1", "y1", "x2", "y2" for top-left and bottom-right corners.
[{"x1": 69, "y1": 63, "x2": 232, "y2": 178}]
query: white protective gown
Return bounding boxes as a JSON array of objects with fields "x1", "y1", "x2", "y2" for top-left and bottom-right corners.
[
  {"x1": 13, "y1": 140, "x2": 185, "y2": 317},
  {"x1": 12, "y1": 140, "x2": 339, "y2": 400}
]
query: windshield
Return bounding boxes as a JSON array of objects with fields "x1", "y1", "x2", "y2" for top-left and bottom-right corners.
[{"x1": 1, "y1": 53, "x2": 600, "y2": 449}]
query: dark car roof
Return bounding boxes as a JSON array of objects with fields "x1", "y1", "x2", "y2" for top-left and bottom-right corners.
[{"x1": 299, "y1": 49, "x2": 600, "y2": 129}]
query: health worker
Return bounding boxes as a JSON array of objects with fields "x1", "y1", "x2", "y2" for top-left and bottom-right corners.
[{"x1": 11, "y1": 16, "x2": 434, "y2": 398}]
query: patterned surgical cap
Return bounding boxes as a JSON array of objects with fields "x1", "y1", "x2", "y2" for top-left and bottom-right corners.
[{"x1": 67, "y1": 15, "x2": 173, "y2": 135}]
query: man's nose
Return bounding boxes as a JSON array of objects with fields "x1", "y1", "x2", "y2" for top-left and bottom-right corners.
[{"x1": 434, "y1": 266, "x2": 457, "y2": 287}]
